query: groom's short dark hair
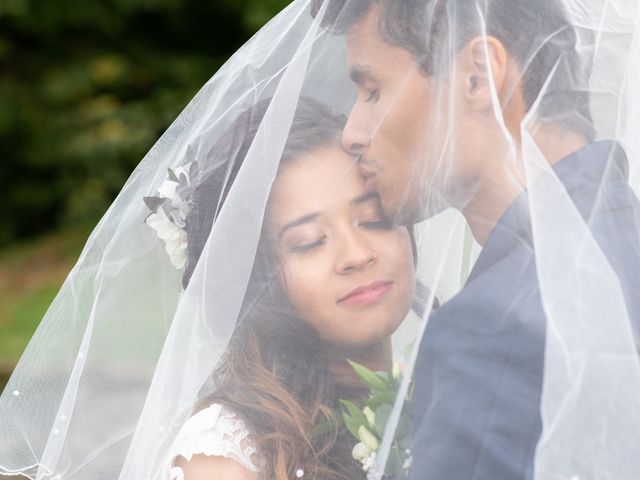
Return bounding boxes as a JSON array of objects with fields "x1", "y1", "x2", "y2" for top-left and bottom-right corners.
[{"x1": 312, "y1": 0, "x2": 595, "y2": 140}]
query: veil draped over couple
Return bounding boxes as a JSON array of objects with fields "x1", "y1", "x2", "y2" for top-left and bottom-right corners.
[{"x1": 3, "y1": 0, "x2": 640, "y2": 479}]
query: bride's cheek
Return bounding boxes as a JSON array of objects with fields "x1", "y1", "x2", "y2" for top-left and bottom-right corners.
[{"x1": 281, "y1": 265, "x2": 312, "y2": 303}]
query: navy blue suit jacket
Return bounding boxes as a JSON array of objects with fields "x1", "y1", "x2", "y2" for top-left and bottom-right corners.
[{"x1": 410, "y1": 141, "x2": 640, "y2": 479}]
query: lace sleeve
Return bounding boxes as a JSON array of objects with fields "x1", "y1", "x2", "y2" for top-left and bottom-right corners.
[{"x1": 165, "y1": 403, "x2": 260, "y2": 480}]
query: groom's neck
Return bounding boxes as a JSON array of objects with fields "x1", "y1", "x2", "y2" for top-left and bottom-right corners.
[{"x1": 461, "y1": 125, "x2": 588, "y2": 245}]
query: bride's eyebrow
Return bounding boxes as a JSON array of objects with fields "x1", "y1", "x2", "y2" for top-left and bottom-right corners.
[
  {"x1": 279, "y1": 212, "x2": 320, "y2": 239},
  {"x1": 279, "y1": 193, "x2": 380, "y2": 238}
]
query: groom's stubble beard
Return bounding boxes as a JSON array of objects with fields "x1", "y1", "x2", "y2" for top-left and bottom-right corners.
[
  {"x1": 382, "y1": 158, "x2": 453, "y2": 226},
  {"x1": 405, "y1": 125, "x2": 461, "y2": 225}
]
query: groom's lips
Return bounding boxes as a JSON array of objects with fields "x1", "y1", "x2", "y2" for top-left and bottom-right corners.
[
  {"x1": 364, "y1": 176, "x2": 377, "y2": 192},
  {"x1": 337, "y1": 281, "x2": 393, "y2": 306},
  {"x1": 360, "y1": 168, "x2": 377, "y2": 192},
  {"x1": 358, "y1": 158, "x2": 377, "y2": 192}
]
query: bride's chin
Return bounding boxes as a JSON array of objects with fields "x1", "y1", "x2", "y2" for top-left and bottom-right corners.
[{"x1": 343, "y1": 317, "x2": 405, "y2": 348}]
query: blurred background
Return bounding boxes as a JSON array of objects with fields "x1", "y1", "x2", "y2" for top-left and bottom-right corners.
[{"x1": 0, "y1": 0, "x2": 291, "y2": 392}]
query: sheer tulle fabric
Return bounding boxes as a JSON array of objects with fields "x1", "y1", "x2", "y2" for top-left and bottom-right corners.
[{"x1": 0, "y1": 1, "x2": 639, "y2": 479}]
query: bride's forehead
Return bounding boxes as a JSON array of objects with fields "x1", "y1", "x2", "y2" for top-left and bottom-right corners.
[
  {"x1": 269, "y1": 151, "x2": 366, "y2": 213},
  {"x1": 276, "y1": 148, "x2": 361, "y2": 193}
]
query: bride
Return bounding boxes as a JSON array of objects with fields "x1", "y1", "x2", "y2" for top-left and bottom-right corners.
[
  {"x1": 161, "y1": 97, "x2": 421, "y2": 479},
  {"x1": 0, "y1": 7, "x2": 432, "y2": 473}
]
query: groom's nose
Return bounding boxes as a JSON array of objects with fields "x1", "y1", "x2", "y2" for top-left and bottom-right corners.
[{"x1": 341, "y1": 105, "x2": 370, "y2": 156}]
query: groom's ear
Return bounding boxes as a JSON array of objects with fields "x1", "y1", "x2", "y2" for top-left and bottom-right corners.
[{"x1": 458, "y1": 36, "x2": 509, "y2": 112}]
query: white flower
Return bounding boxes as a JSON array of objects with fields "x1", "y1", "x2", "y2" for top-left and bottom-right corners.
[
  {"x1": 165, "y1": 229, "x2": 188, "y2": 270},
  {"x1": 171, "y1": 195, "x2": 190, "y2": 228},
  {"x1": 352, "y1": 442, "x2": 371, "y2": 462},
  {"x1": 173, "y1": 163, "x2": 192, "y2": 180},
  {"x1": 145, "y1": 161, "x2": 196, "y2": 270},
  {"x1": 363, "y1": 453, "x2": 375, "y2": 470},
  {"x1": 157, "y1": 178, "x2": 179, "y2": 199},
  {"x1": 362, "y1": 451, "x2": 376, "y2": 474},
  {"x1": 146, "y1": 210, "x2": 188, "y2": 269}
]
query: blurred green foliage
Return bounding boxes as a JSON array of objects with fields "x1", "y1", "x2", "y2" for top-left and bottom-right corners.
[
  {"x1": 0, "y1": 0, "x2": 290, "y2": 245},
  {"x1": 0, "y1": 224, "x2": 92, "y2": 367}
]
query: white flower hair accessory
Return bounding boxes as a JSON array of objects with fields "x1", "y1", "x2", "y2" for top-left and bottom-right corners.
[{"x1": 144, "y1": 159, "x2": 198, "y2": 270}]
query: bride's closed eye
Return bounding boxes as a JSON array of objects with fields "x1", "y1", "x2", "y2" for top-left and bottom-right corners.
[
  {"x1": 289, "y1": 236, "x2": 327, "y2": 253},
  {"x1": 360, "y1": 217, "x2": 393, "y2": 230},
  {"x1": 357, "y1": 199, "x2": 393, "y2": 230}
]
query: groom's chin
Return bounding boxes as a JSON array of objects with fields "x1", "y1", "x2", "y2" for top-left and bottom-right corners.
[{"x1": 392, "y1": 192, "x2": 449, "y2": 226}]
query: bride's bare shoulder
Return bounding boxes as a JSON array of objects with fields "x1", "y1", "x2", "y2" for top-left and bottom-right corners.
[
  {"x1": 174, "y1": 453, "x2": 258, "y2": 480},
  {"x1": 166, "y1": 402, "x2": 261, "y2": 480}
]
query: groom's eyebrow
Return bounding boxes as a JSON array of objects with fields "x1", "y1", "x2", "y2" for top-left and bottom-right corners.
[
  {"x1": 279, "y1": 213, "x2": 321, "y2": 238},
  {"x1": 350, "y1": 65, "x2": 375, "y2": 85}
]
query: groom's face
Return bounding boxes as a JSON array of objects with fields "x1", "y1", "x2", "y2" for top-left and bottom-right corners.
[{"x1": 342, "y1": 5, "x2": 447, "y2": 224}]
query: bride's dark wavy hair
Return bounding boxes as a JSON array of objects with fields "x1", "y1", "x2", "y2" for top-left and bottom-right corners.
[{"x1": 183, "y1": 97, "x2": 430, "y2": 480}]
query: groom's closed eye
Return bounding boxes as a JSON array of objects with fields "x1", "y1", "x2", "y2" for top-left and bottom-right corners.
[
  {"x1": 365, "y1": 89, "x2": 380, "y2": 103},
  {"x1": 350, "y1": 65, "x2": 377, "y2": 86},
  {"x1": 350, "y1": 66, "x2": 380, "y2": 102}
]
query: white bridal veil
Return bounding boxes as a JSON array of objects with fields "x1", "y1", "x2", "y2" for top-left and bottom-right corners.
[{"x1": 1, "y1": 0, "x2": 640, "y2": 479}]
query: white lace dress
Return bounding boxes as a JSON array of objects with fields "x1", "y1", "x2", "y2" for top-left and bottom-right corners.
[{"x1": 164, "y1": 403, "x2": 260, "y2": 479}]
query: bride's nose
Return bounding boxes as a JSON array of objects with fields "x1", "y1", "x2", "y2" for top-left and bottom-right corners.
[{"x1": 334, "y1": 229, "x2": 378, "y2": 274}]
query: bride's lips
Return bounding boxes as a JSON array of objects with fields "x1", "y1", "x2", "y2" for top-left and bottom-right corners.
[{"x1": 337, "y1": 281, "x2": 393, "y2": 306}]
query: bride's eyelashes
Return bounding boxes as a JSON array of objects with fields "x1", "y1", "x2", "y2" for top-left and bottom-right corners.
[
  {"x1": 289, "y1": 236, "x2": 326, "y2": 253},
  {"x1": 358, "y1": 201, "x2": 393, "y2": 230},
  {"x1": 288, "y1": 218, "x2": 392, "y2": 253},
  {"x1": 360, "y1": 217, "x2": 393, "y2": 229}
]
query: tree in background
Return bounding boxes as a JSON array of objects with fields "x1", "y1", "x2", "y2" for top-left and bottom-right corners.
[{"x1": 0, "y1": 0, "x2": 289, "y2": 245}]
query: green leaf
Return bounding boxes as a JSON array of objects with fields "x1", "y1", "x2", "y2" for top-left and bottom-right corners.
[
  {"x1": 342, "y1": 411, "x2": 361, "y2": 440},
  {"x1": 384, "y1": 445, "x2": 403, "y2": 477},
  {"x1": 185, "y1": 145, "x2": 195, "y2": 164},
  {"x1": 374, "y1": 404, "x2": 392, "y2": 437},
  {"x1": 365, "y1": 391, "x2": 396, "y2": 410},
  {"x1": 340, "y1": 399, "x2": 367, "y2": 424},
  {"x1": 395, "y1": 413, "x2": 411, "y2": 441},
  {"x1": 340, "y1": 400, "x2": 368, "y2": 439},
  {"x1": 348, "y1": 360, "x2": 388, "y2": 390},
  {"x1": 397, "y1": 430, "x2": 412, "y2": 450},
  {"x1": 167, "y1": 167, "x2": 178, "y2": 182},
  {"x1": 187, "y1": 159, "x2": 198, "y2": 178},
  {"x1": 375, "y1": 371, "x2": 392, "y2": 385},
  {"x1": 143, "y1": 196, "x2": 164, "y2": 213}
]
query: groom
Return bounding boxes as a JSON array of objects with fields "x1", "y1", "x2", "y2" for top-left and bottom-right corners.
[{"x1": 313, "y1": 0, "x2": 640, "y2": 478}]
